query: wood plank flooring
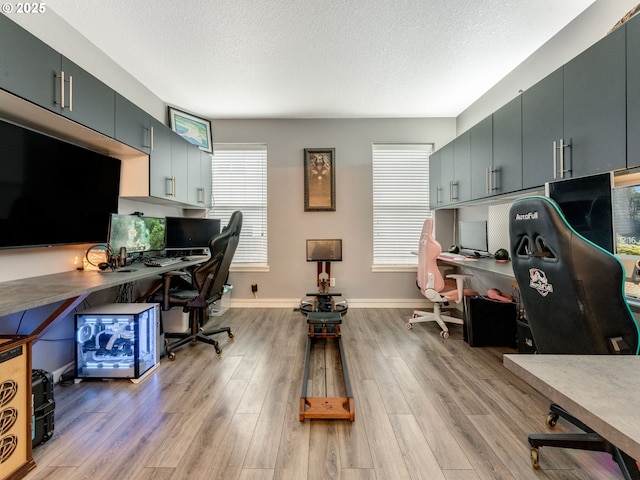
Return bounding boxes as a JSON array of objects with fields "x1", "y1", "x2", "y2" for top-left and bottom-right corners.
[{"x1": 23, "y1": 307, "x2": 626, "y2": 480}]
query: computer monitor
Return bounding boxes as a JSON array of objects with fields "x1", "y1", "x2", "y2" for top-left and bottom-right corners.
[
  {"x1": 612, "y1": 183, "x2": 640, "y2": 293},
  {"x1": 108, "y1": 214, "x2": 166, "y2": 254},
  {"x1": 458, "y1": 221, "x2": 488, "y2": 255},
  {"x1": 164, "y1": 217, "x2": 221, "y2": 251},
  {"x1": 546, "y1": 172, "x2": 614, "y2": 253},
  {"x1": 306, "y1": 239, "x2": 342, "y2": 262}
]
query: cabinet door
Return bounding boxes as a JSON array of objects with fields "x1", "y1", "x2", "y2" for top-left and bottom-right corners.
[
  {"x1": 149, "y1": 118, "x2": 173, "y2": 199},
  {"x1": 522, "y1": 68, "x2": 563, "y2": 189},
  {"x1": 627, "y1": 14, "x2": 640, "y2": 169},
  {"x1": 200, "y1": 151, "x2": 212, "y2": 208},
  {"x1": 440, "y1": 142, "x2": 455, "y2": 205},
  {"x1": 170, "y1": 132, "x2": 189, "y2": 204},
  {"x1": 564, "y1": 24, "x2": 626, "y2": 176},
  {"x1": 493, "y1": 96, "x2": 522, "y2": 194},
  {"x1": 115, "y1": 93, "x2": 150, "y2": 153},
  {"x1": 187, "y1": 144, "x2": 205, "y2": 206},
  {"x1": 429, "y1": 150, "x2": 442, "y2": 208},
  {"x1": 0, "y1": 14, "x2": 60, "y2": 112},
  {"x1": 470, "y1": 116, "x2": 493, "y2": 199},
  {"x1": 59, "y1": 57, "x2": 115, "y2": 136},
  {"x1": 453, "y1": 131, "x2": 471, "y2": 203}
]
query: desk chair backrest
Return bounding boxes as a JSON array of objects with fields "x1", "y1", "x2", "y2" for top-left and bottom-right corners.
[
  {"x1": 417, "y1": 218, "x2": 445, "y2": 294},
  {"x1": 509, "y1": 196, "x2": 639, "y2": 354},
  {"x1": 192, "y1": 210, "x2": 242, "y2": 300}
]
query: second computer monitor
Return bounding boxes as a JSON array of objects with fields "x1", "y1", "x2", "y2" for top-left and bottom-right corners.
[
  {"x1": 458, "y1": 221, "x2": 488, "y2": 255},
  {"x1": 165, "y1": 217, "x2": 221, "y2": 251},
  {"x1": 108, "y1": 214, "x2": 166, "y2": 253}
]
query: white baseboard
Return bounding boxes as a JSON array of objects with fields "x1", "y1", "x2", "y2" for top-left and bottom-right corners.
[{"x1": 229, "y1": 298, "x2": 432, "y2": 309}]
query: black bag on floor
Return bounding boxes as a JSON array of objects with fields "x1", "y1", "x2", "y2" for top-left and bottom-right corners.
[{"x1": 32, "y1": 369, "x2": 55, "y2": 446}]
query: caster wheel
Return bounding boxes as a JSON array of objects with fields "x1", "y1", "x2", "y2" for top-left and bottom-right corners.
[
  {"x1": 440, "y1": 331, "x2": 450, "y2": 339},
  {"x1": 531, "y1": 447, "x2": 539, "y2": 469},
  {"x1": 228, "y1": 331, "x2": 235, "y2": 339},
  {"x1": 215, "y1": 347, "x2": 222, "y2": 355},
  {"x1": 167, "y1": 351, "x2": 176, "y2": 361},
  {"x1": 546, "y1": 413, "x2": 559, "y2": 429},
  {"x1": 406, "y1": 323, "x2": 413, "y2": 330}
]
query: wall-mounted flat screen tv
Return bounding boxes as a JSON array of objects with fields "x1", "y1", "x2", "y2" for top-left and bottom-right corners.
[
  {"x1": 546, "y1": 172, "x2": 614, "y2": 253},
  {"x1": 0, "y1": 118, "x2": 121, "y2": 249}
]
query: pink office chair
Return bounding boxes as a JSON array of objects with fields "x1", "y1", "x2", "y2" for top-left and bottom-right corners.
[{"x1": 406, "y1": 218, "x2": 473, "y2": 338}]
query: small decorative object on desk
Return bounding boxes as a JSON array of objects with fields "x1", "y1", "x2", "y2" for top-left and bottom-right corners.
[{"x1": 494, "y1": 248, "x2": 510, "y2": 263}]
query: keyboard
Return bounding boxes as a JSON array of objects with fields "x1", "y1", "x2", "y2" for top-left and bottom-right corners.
[{"x1": 144, "y1": 257, "x2": 183, "y2": 267}]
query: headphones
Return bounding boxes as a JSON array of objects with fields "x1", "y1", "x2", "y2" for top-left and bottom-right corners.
[{"x1": 84, "y1": 244, "x2": 114, "y2": 271}]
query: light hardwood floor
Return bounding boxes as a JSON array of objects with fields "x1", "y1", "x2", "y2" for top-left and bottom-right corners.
[{"x1": 24, "y1": 307, "x2": 625, "y2": 480}]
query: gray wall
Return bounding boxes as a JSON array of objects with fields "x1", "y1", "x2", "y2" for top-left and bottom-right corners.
[{"x1": 212, "y1": 118, "x2": 455, "y2": 305}]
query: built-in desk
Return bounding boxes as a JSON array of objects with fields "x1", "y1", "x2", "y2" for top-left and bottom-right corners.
[
  {"x1": 504, "y1": 354, "x2": 640, "y2": 462},
  {"x1": 0, "y1": 259, "x2": 205, "y2": 335},
  {"x1": 437, "y1": 255, "x2": 514, "y2": 279}
]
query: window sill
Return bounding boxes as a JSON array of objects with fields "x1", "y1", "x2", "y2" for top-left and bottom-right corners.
[
  {"x1": 230, "y1": 264, "x2": 270, "y2": 273},
  {"x1": 371, "y1": 265, "x2": 417, "y2": 273}
]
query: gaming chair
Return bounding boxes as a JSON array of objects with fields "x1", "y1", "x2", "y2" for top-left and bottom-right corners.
[
  {"x1": 509, "y1": 195, "x2": 640, "y2": 478},
  {"x1": 407, "y1": 218, "x2": 472, "y2": 338}
]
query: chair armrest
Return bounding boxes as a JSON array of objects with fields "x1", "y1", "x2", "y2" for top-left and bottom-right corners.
[{"x1": 446, "y1": 274, "x2": 473, "y2": 304}]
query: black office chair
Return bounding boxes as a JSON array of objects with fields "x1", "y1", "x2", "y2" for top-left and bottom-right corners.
[
  {"x1": 509, "y1": 196, "x2": 640, "y2": 479},
  {"x1": 151, "y1": 211, "x2": 242, "y2": 359}
]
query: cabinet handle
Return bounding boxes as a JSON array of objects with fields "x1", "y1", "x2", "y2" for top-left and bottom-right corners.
[
  {"x1": 559, "y1": 138, "x2": 571, "y2": 178},
  {"x1": 166, "y1": 177, "x2": 173, "y2": 197},
  {"x1": 451, "y1": 181, "x2": 459, "y2": 200},
  {"x1": 68, "y1": 75, "x2": 73, "y2": 112},
  {"x1": 552, "y1": 140, "x2": 558, "y2": 179},
  {"x1": 150, "y1": 126, "x2": 154, "y2": 151},
  {"x1": 436, "y1": 186, "x2": 442, "y2": 204},
  {"x1": 56, "y1": 71, "x2": 65, "y2": 109},
  {"x1": 172, "y1": 177, "x2": 176, "y2": 197},
  {"x1": 198, "y1": 187, "x2": 205, "y2": 204},
  {"x1": 485, "y1": 167, "x2": 490, "y2": 194},
  {"x1": 490, "y1": 167, "x2": 498, "y2": 192}
]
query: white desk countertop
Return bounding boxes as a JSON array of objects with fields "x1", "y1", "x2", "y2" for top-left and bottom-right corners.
[{"x1": 504, "y1": 354, "x2": 640, "y2": 461}]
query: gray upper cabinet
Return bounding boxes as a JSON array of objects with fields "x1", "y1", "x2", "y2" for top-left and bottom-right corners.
[
  {"x1": 439, "y1": 142, "x2": 455, "y2": 206},
  {"x1": 429, "y1": 149, "x2": 442, "y2": 208},
  {"x1": 563, "y1": 23, "x2": 626, "y2": 177},
  {"x1": 0, "y1": 14, "x2": 60, "y2": 110},
  {"x1": 492, "y1": 96, "x2": 522, "y2": 194},
  {"x1": 470, "y1": 116, "x2": 493, "y2": 199},
  {"x1": 59, "y1": 56, "x2": 115, "y2": 136},
  {"x1": 115, "y1": 93, "x2": 151, "y2": 153},
  {"x1": 522, "y1": 68, "x2": 564, "y2": 189},
  {"x1": 627, "y1": 14, "x2": 640, "y2": 169},
  {"x1": 0, "y1": 15, "x2": 115, "y2": 136},
  {"x1": 452, "y1": 131, "x2": 471, "y2": 203}
]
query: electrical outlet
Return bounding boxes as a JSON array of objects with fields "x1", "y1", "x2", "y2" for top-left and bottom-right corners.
[{"x1": 330, "y1": 277, "x2": 336, "y2": 287}]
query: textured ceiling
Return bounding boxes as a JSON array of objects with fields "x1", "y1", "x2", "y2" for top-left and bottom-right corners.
[{"x1": 42, "y1": 0, "x2": 599, "y2": 119}]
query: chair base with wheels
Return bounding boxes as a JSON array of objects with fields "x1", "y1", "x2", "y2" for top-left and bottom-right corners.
[
  {"x1": 528, "y1": 403, "x2": 640, "y2": 479},
  {"x1": 164, "y1": 301, "x2": 234, "y2": 360}
]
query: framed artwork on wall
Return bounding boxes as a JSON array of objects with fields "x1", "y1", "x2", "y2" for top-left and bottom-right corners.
[
  {"x1": 168, "y1": 106, "x2": 213, "y2": 153},
  {"x1": 304, "y1": 148, "x2": 336, "y2": 211}
]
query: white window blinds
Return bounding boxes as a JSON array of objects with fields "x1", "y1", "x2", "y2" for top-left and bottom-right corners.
[
  {"x1": 208, "y1": 144, "x2": 268, "y2": 265},
  {"x1": 372, "y1": 143, "x2": 433, "y2": 266}
]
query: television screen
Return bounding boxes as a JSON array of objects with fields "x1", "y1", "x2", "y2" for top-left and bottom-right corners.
[
  {"x1": 306, "y1": 239, "x2": 342, "y2": 261},
  {"x1": 108, "y1": 214, "x2": 166, "y2": 253},
  {"x1": 546, "y1": 172, "x2": 614, "y2": 252},
  {"x1": 613, "y1": 184, "x2": 640, "y2": 257},
  {"x1": 0, "y1": 118, "x2": 121, "y2": 249},
  {"x1": 458, "y1": 221, "x2": 488, "y2": 254},
  {"x1": 165, "y1": 217, "x2": 221, "y2": 250}
]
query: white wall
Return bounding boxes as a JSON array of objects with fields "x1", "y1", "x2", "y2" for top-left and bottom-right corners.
[
  {"x1": 213, "y1": 117, "x2": 456, "y2": 305},
  {"x1": 457, "y1": 0, "x2": 640, "y2": 132}
]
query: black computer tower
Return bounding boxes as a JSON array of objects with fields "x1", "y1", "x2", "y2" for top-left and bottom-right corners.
[
  {"x1": 464, "y1": 296, "x2": 518, "y2": 348},
  {"x1": 32, "y1": 369, "x2": 55, "y2": 447}
]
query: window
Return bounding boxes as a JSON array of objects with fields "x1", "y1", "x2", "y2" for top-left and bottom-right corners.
[
  {"x1": 372, "y1": 143, "x2": 433, "y2": 267},
  {"x1": 208, "y1": 144, "x2": 268, "y2": 266}
]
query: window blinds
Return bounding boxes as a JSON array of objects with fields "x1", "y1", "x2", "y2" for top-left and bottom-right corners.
[
  {"x1": 372, "y1": 143, "x2": 433, "y2": 266},
  {"x1": 208, "y1": 144, "x2": 268, "y2": 265}
]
